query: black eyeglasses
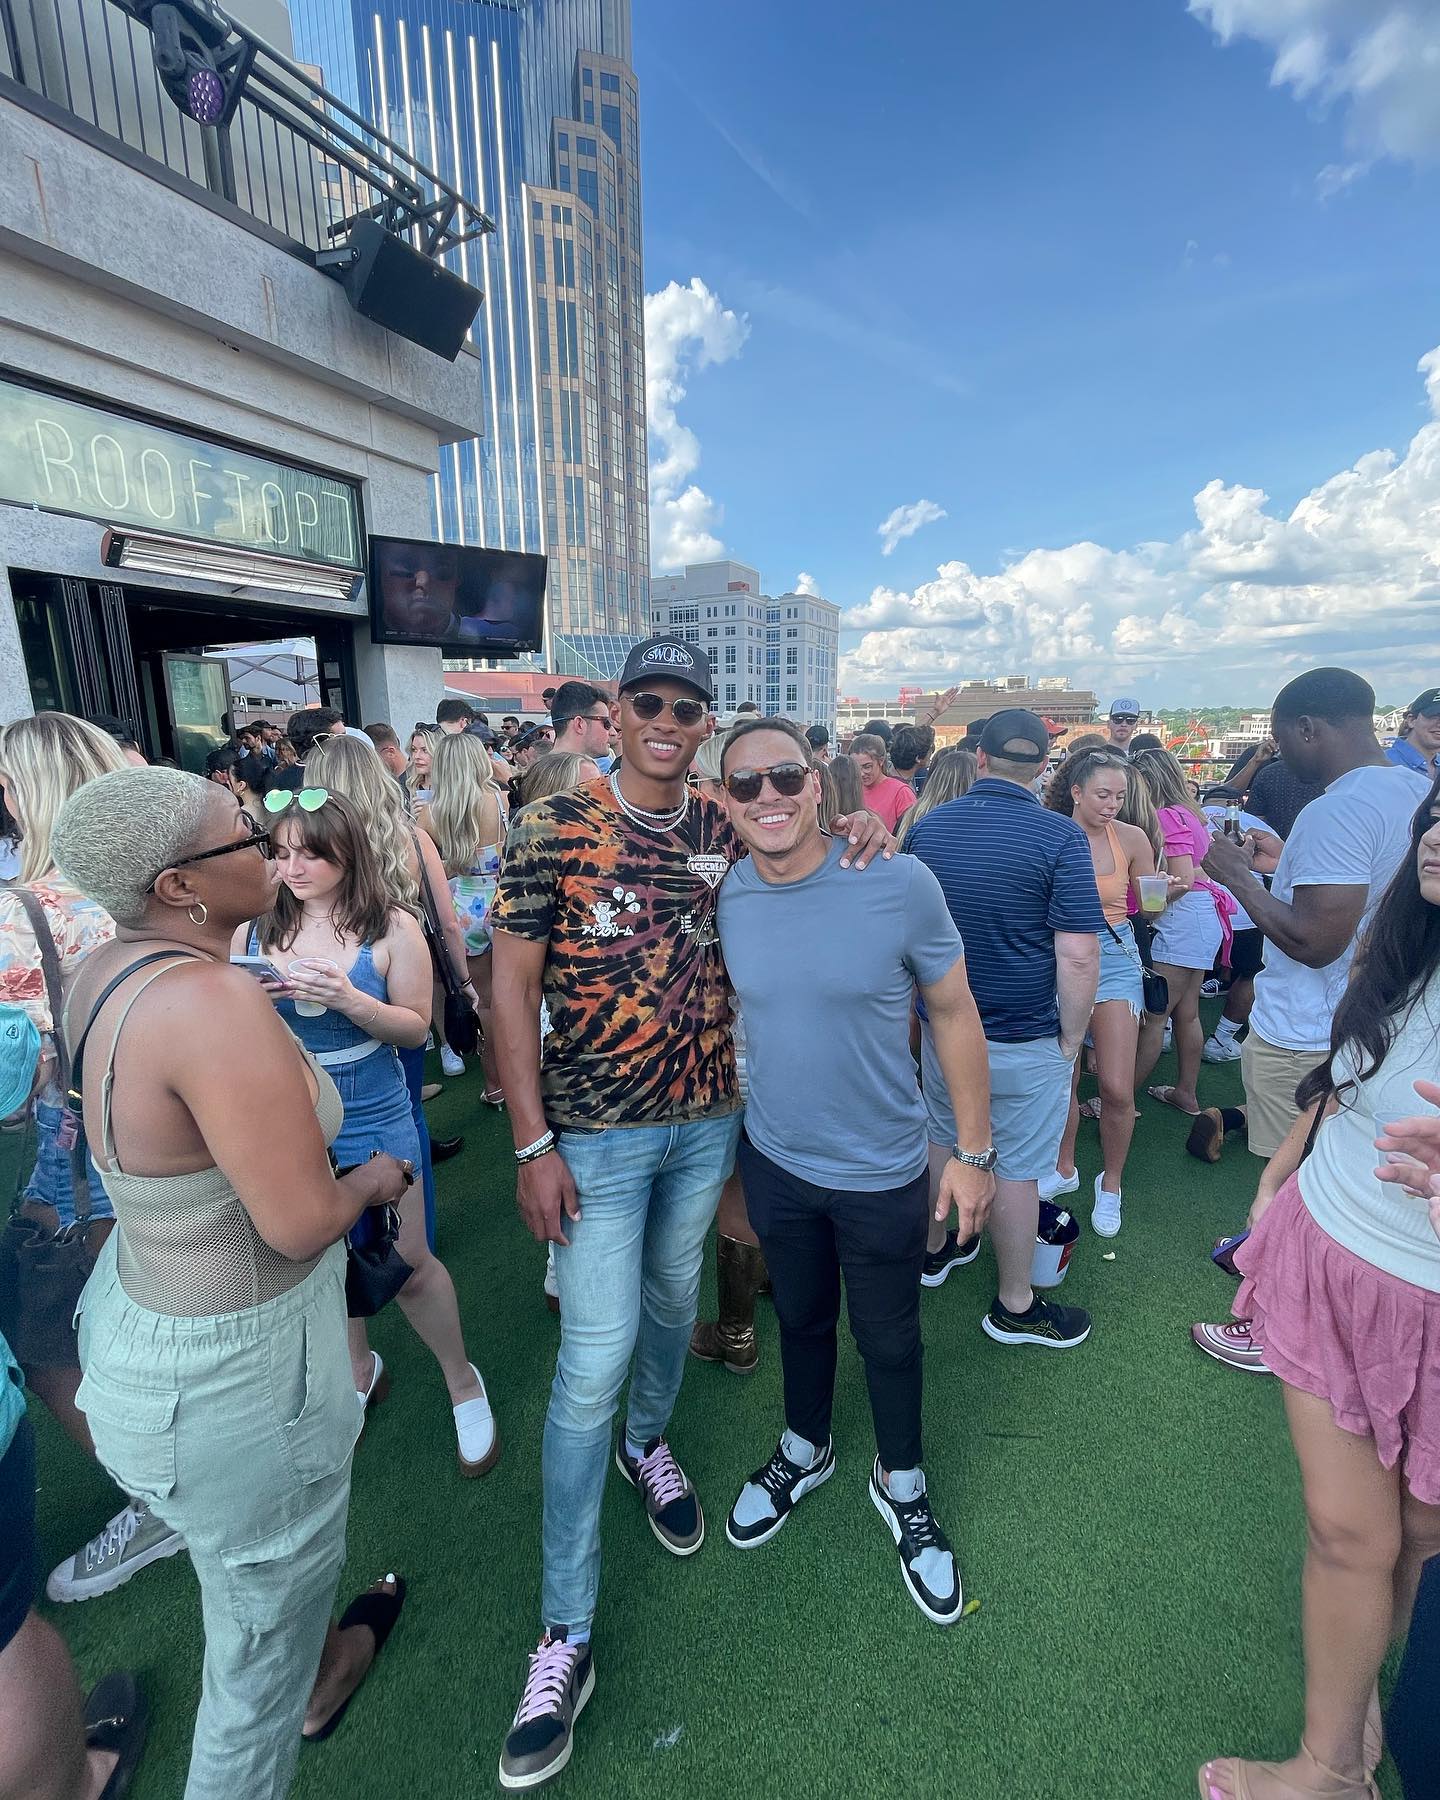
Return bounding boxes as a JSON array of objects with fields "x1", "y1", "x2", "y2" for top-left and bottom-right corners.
[
  {"x1": 723, "y1": 762, "x2": 811, "y2": 803},
  {"x1": 626, "y1": 692, "x2": 708, "y2": 727},
  {"x1": 145, "y1": 810, "x2": 273, "y2": 893}
]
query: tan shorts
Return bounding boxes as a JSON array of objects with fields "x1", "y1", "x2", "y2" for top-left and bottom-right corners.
[{"x1": 1241, "y1": 1033, "x2": 1326, "y2": 1159}]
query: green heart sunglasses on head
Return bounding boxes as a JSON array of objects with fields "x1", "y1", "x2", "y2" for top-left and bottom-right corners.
[{"x1": 263, "y1": 787, "x2": 330, "y2": 815}]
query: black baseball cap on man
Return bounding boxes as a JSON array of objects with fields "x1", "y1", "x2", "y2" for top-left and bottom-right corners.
[
  {"x1": 617, "y1": 635, "x2": 714, "y2": 703},
  {"x1": 1409, "y1": 688, "x2": 1440, "y2": 717},
  {"x1": 977, "y1": 708, "x2": 1050, "y2": 764}
]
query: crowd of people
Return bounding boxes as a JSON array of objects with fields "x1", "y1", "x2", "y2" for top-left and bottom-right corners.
[{"x1": 0, "y1": 653, "x2": 1436, "y2": 1799}]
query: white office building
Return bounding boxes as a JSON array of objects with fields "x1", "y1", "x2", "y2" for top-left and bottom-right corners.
[{"x1": 649, "y1": 559, "x2": 839, "y2": 726}]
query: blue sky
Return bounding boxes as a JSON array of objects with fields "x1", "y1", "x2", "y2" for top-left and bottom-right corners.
[{"x1": 632, "y1": 0, "x2": 1440, "y2": 708}]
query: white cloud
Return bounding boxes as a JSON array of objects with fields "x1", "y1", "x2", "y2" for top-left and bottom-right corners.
[
  {"x1": 794, "y1": 571, "x2": 820, "y2": 596},
  {"x1": 838, "y1": 343, "x2": 1440, "y2": 705},
  {"x1": 878, "y1": 498, "x2": 947, "y2": 556},
  {"x1": 1315, "y1": 159, "x2": 1370, "y2": 199},
  {"x1": 1191, "y1": 2, "x2": 1440, "y2": 163},
  {"x1": 644, "y1": 278, "x2": 750, "y2": 571}
]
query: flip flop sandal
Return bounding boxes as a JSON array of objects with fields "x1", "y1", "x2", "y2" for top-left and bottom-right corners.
[
  {"x1": 1149, "y1": 1085, "x2": 1201, "y2": 1117},
  {"x1": 84, "y1": 1671, "x2": 149, "y2": 1800},
  {"x1": 303, "y1": 1576, "x2": 408, "y2": 1744},
  {"x1": 1079, "y1": 1097, "x2": 1102, "y2": 1121}
]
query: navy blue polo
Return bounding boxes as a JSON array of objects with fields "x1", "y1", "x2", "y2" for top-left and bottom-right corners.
[{"x1": 905, "y1": 776, "x2": 1104, "y2": 1042}]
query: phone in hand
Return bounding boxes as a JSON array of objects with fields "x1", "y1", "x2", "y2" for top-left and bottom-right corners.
[{"x1": 230, "y1": 954, "x2": 292, "y2": 990}]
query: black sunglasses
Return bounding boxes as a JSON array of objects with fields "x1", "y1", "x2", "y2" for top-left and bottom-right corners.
[
  {"x1": 723, "y1": 761, "x2": 811, "y2": 803},
  {"x1": 146, "y1": 809, "x2": 273, "y2": 893},
  {"x1": 1110, "y1": 714, "x2": 1139, "y2": 725},
  {"x1": 625, "y1": 692, "x2": 708, "y2": 728}
]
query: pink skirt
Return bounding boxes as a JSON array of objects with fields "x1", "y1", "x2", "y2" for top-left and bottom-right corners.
[{"x1": 1235, "y1": 1174, "x2": 1440, "y2": 1504}]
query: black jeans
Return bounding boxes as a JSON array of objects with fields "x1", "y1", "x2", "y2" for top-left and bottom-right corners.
[
  {"x1": 737, "y1": 1136, "x2": 928, "y2": 1471},
  {"x1": 1389, "y1": 1550, "x2": 1440, "y2": 1800}
]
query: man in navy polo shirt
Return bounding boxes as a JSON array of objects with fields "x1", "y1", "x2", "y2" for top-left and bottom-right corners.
[{"x1": 906, "y1": 709, "x2": 1103, "y2": 1348}]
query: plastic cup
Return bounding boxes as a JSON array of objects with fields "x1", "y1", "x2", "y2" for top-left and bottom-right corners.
[
  {"x1": 1137, "y1": 875, "x2": 1168, "y2": 915},
  {"x1": 288, "y1": 958, "x2": 330, "y2": 1017}
]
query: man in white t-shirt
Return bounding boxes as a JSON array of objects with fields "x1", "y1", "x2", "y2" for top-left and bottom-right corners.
[
  {"x1": 1203, "y1": 668, "x2": 1431, "y2": 1160},
  {"x1": 1194, "y1": 668, "x2": 1431, "y2": 1373}
]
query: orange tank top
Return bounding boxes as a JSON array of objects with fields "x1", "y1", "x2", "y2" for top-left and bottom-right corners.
[{"x1": 1094, "y1": 821, "x2": 1130, "y2": 925}]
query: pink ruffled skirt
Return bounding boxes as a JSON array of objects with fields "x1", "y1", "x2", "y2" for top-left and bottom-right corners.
[{"x1": 1235, "y1": 1173, "x2": 1440, "y2": 1503}]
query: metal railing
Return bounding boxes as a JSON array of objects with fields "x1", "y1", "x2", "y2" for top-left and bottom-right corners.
[{"x1": 0, "y1": 0, "x2": 493, "y2": 264}]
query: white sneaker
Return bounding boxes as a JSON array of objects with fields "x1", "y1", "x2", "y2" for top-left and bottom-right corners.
[
  {"x1": 1162, "y1": 1021, "x2": 1173, "y2": 1052},
  {"x1": 543, "y1": 1244, "x2": 560, "y2": 1314},
  {"x1": 440, "y1": 1044, "x2": 465, "y2": 1078},
  {"x1": 1202, "y1": 1034, "x2": 1243, "y2": 1063},
  {"x1": 455, "y1": 1363, "x2": 500, "y2": 1475},
  {"x1": 1091, "y1": 1174, "x2": 1122, "y2": 1239},
  {"x1": 46, "y1": 1501, "x2": 184, "y2": 1603},
  {"x1": 1038, "y1": 1167, "x2": 1080, "y2": 1202}
]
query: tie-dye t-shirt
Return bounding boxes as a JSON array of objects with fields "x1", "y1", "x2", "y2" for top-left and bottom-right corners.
[{"x1": 493, "y1": 778, "x2": 741, "y2": 1129}]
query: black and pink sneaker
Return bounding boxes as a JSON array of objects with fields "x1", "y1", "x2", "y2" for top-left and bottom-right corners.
[
  {"x1": 614, "y1": 1435, "x2": 704, "y2": 1555},
  {"x1": 498, "y1": 1630, "x2": 594, "y2": 1791}
]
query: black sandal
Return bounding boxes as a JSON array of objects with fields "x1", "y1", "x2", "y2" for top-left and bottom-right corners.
[
  {"x1": 84, "y1": 1671, "x2": 149, "y2": 1800},
  {"x1": 303, "y1": 1575, "x2": 408, "y2": 1743}
]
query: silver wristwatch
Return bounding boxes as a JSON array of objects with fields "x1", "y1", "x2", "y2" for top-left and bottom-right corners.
[{"x1": 952, "y1": 1144, "x2": 998, "y2": 1172}]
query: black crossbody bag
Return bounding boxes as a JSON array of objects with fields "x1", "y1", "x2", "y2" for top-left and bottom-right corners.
[{"x1": 1104, "y1": 920, "x2": 1169, "y2": 1017}]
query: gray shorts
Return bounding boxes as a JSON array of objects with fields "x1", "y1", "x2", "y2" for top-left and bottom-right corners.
[{"x1": 920, "y1": 1022, "x2": 1074, "y2": 1183}]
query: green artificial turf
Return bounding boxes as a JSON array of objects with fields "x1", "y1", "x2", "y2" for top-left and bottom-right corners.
[{"x1": 28, "y1": 1016, "x2": 1403, "y2": 1797}]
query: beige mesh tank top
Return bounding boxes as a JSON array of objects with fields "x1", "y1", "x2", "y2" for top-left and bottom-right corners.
[{"x1": 81, "y1": 956, "x2": 345, "y2": 1316}]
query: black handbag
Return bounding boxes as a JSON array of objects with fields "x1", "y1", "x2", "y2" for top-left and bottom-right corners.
[
  {"x1": 0, "y1": 891, "x2": 102, "y2": 1368},
  {"x1": 1105, "y1": 920, "x2": 1170, "y2": 1016},
  {"x1": 336, "y1": 1153, "x2": 413, "y2": 1317},
  {"x1": 412, "y1": 831, "x2": 479, "y2": 1056}
]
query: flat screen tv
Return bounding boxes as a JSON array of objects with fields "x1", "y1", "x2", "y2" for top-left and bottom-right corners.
[{"x1": 368, "y1": 536, "x2": 547, "y2": 654}]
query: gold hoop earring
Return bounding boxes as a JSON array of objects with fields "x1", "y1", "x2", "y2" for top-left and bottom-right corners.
[{"x1": 188, "y1": 901, "x2": 208, "y2": 926}]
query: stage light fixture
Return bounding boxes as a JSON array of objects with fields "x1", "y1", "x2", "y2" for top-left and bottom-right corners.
[{"x1": 129, "y1": 0, "x2": 256, "y2": 127}]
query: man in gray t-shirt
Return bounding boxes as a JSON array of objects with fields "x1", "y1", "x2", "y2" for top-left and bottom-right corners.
[{"x1": 714, "y1": 719, "x2": 995, "y2": 1626}]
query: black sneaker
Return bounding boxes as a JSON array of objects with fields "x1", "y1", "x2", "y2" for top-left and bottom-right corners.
[
  {"x1": 614, "y1": 1436, "x2": 704, "y2": 1555},
  {"x1": 725, "y1": 1436, "x2": 836, "y2": 1549},
  {"x1": 867, "y1": 1458, "x2": 963, "y2": 1625},
  {"x1": 921, "y1": 1230, "x2": 981, "y2": 1288},
  {"x1": 498, "y1": 1631, "x2": 595, "y2": 1791},
  {"x1": 981, "y1": 1293, "x2": 1091, "y2": 1349}
]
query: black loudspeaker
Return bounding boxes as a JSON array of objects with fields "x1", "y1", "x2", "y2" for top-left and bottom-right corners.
[{"x1": 340, "y1": 218, "x2": 483, "y2": 362}]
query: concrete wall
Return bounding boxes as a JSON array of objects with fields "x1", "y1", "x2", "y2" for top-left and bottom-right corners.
[{"x1": 0, "y1": 87, "x2": 487, "y2": 731}]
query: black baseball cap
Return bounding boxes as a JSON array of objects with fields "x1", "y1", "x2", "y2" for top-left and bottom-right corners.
[
  {"x1": 977, "y1": 708, "x2": 1050, "y2": 764},
  {"x1": 617, "y1": 635, "x2": 714, "y2": 702},
  {"x1": 1409, "y1": 688, "x2": 1440, "y2": 717}
]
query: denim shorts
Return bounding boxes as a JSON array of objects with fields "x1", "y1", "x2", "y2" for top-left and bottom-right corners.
[
  {"x1": 23, "y1": 1100, "x2": 113, "y2": 1227},
  {"x1": 921, "y1": 1023, "x2": 1073, "y2": 1182},
  {"x1": 1097, "y1": 922, "x2": 1144, "y2": 1016}
]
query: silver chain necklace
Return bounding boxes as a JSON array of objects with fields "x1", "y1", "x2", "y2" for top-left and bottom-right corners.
[{"x1": 609, "y1": 769, "x2": 689, "y2": 831}]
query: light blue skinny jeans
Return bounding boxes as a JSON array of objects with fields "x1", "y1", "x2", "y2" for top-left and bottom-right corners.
[{"x1": 542, "y1": 1110, "x2": 741, "y2": 1633}]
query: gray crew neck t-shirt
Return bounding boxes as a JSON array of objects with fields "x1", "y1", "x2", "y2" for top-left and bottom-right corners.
[{"x1": 717, "y1": 836, "x2": 964, "y2": 1190}]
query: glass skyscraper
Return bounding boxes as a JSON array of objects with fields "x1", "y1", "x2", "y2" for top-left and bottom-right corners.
[{"x1": 288, "y1": 0, "x2": 648, "y2": 636}]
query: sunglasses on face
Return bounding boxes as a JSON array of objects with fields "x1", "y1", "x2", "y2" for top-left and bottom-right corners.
[
  {"x1": 263, "y1": 787, "x2": 330, "y2": 815},
  {"x1": 625, "y1": 692, "x2": 709, "y2": 728},
  {"x1": 145, "y1": 810, "x2": 273, "y2": 892},
  {"x1": 1111, "y1": 715, "x2": 1139, "y2": 725},
  {"x1": 723, "y1": 762, "x2": 811, "y2": 803}
]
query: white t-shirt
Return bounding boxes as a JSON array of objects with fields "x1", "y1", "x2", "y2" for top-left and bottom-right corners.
[
  {"x1": 1201, "y1": 805, "x2": 1268, "y2": 931},
  {"x1": 1300, "y1": 975, "x2": 1440, "y2": 1292},
  {"x1": 1250, "y1": 763, "x2": 1432, "y2": 1052}
]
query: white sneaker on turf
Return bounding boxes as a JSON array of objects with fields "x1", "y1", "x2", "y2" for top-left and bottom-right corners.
[
  {"x1": 46, "y1": 1501, "x2": 184, "y2": 1603},
  {"x1": 1090, "y1": 1173, "x2": 1122, "y2": 1239},
  {"x1": 1038, "y1": 1167, "x2": 1080, "y2": 1202},
  {"x1": 440, "y1": 1044, "x2": 465, "y2": 1078},
  {"x1": 1202, "y1": 1034, "x2": 1243, "y2": 1063}
]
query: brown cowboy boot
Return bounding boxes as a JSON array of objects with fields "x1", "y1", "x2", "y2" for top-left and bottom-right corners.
[{"x1": 689, "y1": 1236, "x2": 767, "y2": 1374}]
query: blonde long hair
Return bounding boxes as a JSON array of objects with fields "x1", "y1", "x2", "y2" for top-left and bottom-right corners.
[
  {"x1": 1132, "y1": 747, "x2": 1206, "y2": 826},
  {"x1": 0, "y1": 714, "x2": 130, "y2": 885},
  {"x1": 899, "y1": 747, "x2": 977, "y2": 844},
  {"x1": 518, "y1": 751, "x2": 595, "y2": 809},
  {"x1": 427, "y1": 731, "x2": 501, "y2": 876},
  {"x1": 305, "y1": 732, "x2": 419, "y2": 911}
]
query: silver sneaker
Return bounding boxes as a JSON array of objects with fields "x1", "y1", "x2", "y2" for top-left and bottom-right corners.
[{"x1": 46, "y1": 1501, "x2": 184, "y2": 1603}]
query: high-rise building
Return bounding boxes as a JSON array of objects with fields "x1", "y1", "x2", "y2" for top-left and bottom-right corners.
[
  {"x1": 649, "y1": 561, "x2": 840, "y2": 727},
  {"x1": 288, "y1": 0, "x2": 649, "y2": 637}
]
